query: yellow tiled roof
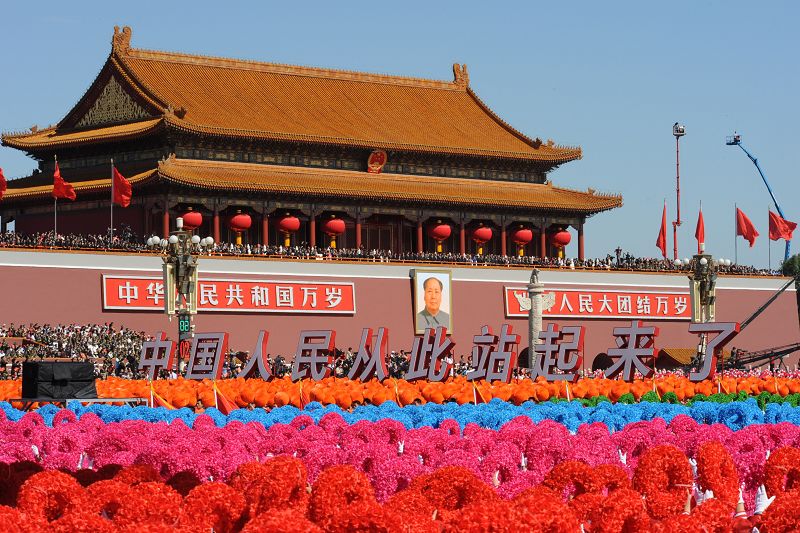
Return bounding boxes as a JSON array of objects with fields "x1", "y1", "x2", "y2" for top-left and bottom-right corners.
[
  {"x1": 0, "y1": 158, "x2": 621, "y2": 214},
  {"x1": 158, "y1": 159, "x2": 619, "y2": 213},
  {"x1": 4, "y1": 27, "x2": 582, "y2": 163},
  {"x1": 3, "y1": 119, "x2": 163, "y2": 150}
]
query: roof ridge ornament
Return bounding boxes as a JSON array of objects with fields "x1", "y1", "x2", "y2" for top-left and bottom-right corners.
[
  {"x1": 452, "y1": 63, "x2": 469, "y2": 87},
  {"x1": 112, "y1": 26, "x2": 132, "y2": 56}
]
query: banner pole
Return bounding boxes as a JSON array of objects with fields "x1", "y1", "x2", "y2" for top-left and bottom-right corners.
[
  {"x1": 734, "y1": 204, "x2": 738, "y2": 264},
  {"x1": 110, "y1": 158, "x2": 114, "y2": 243},
  {"x1": 768, "y1": 207, "x2": 771, "y2": 272},
  {"x1": 54, "y1": 154, "x2": 58, "y2": 238}
]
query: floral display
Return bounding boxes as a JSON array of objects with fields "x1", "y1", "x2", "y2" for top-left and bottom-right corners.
[{"x1": 1, "y1": 449, "x2": 799, "y2": 531}]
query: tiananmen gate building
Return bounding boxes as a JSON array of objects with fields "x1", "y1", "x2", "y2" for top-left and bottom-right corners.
[{"x1": 1, "y1": 26, "x2": 621, "y2": 257}]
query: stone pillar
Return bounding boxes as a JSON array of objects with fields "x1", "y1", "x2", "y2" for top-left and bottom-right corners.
[
  {"x1": 539, "y1": 225, "x2": 547, "y2": 259},
  {"x1": 355, "y1": 216, "x2": 362, "y2": 249},
  {"x1": 578, "y1": 223, "x2": 585, "y2": 261},
  {"x1": 213, "y1": 208, "x2": 220, "y2": 243},
  {"x1": 416, "y1": 220, "x2": 423, "y2": 253},
  {"x1": 262, "y1": 214, "x2": 269, "y2": 246},
  {"x1": 501, "y1": 224, "x2": 507, "y2": 257},
  {"x1": 162, "y1": 208, "x2": 170, "y2": 239},
  {"x1": 459, "y1": 222, "x2": 466, "y2": 255},
  {"x1": 527, "y1": 268, "x2": 544, "y2": 376},
  {"x1": 310, "y1": 215, "x2": 317, "y2": 248}
]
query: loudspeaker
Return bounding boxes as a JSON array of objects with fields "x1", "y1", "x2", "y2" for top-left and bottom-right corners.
[{"x1": 21, "y1": 362, "x2": 98, "y2": 399}]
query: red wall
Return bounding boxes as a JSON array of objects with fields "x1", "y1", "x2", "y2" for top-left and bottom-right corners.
[{"x1": 0, "y1": 251, "x2": 796, "y2": 369}]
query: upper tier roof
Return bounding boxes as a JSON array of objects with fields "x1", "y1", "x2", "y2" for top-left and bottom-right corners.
[{"x1": 3, "y1": 27, "x2": 581, "y2": 164}]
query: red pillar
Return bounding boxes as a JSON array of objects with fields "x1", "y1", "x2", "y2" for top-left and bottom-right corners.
[
  {"x1": 213, "y1": 209, "x2": 220, "y2": 243},
  {"x1": 355, "y1": 216, "x2": 362, "y2": 249},
  {"x1": 310, "y1": 215, "x2": 316, "y2": 248},
  {"x1": 540, "y1": 225, "x2": 547, "y2": 259},
  {"x1": 162, "y1": 209, "x2": 169, "y2": 239},
  {"x1": 416, "y1": 220, "x2": 423, "y2": 253},
  {"x1": 578, "y1": 224, "x2": 585, "y2": 261},
  {"x1": 262, "y1": 214, "x2": 269, "y2": 246},
  {"x1": 501, "y1": 225, "x2": 507, "y2": 257},
  {"x1": 459, "y1": 222, "x2": 466, "y2": 254}
]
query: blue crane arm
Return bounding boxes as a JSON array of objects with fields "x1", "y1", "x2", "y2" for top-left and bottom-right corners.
[{"x1": 736, "y1": 143, "x2": 786, "y2": 218}]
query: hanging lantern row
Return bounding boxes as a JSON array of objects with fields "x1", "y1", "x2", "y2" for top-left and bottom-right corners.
[
  {"x1": 427, "y1": 221, "x2": 451, "y2": 253},
  {"x1": 470, "y1": 225, "x2": 492, "y2": 255},
  {"x1": 278, "y1": 214, "x2": 300, "y2": 247}
]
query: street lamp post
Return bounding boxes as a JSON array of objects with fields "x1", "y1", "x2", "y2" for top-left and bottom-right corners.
[
  {"x1": 147, "y1": 217, "x2": 214, "y2": 359},
  {"x1": 681, "y1": 253, "x2": 731, "y2": 368}
]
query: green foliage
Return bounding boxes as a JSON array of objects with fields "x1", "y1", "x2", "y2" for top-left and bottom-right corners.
[
  {"x1": 617, "y1": 393, "x2": 636, "y2": 404},
  {"x1": 661, "y1": 392, "x2": 680, "y2": 404},
  {"x1": 640, "y1": 391, "x2": 660, "y2": 403},
  {"x1": 781, "y1": 254, "x2": 800, "y2": 277}
]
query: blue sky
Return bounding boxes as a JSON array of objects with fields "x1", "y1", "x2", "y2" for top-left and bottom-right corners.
[{"x1": 1, "y1": 1, "x2": 797, "y2": 266}]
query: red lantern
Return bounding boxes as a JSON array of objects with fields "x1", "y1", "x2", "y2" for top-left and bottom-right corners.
[
  {"x1": 550, "y1": 230, "x2": 571, "y2": 248},
  {"x1": 321, "y1": 218, "x2": 346, "y2": 236},
  {"x1": 181, "y1": 210, "x2": 203, "y2": 230},
  {"x1": 428, "y1": 223, "x2": 452, "y2": 242},
  {"x1": 471, "y1": 226, "x2": 492, "y2": 244},
  {"x1": 278, "y1": 215, "x2": 300, "y2": 233},
  {"x1": 511, "y1": 228, "x2": 533, "y2": 245},
  {"x1": 228, "y1": 212, "x2": 252, "y2": 232}
]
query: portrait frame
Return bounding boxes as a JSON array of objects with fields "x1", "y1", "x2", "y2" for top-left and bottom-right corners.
[{"x1": 412, "y1": 269, "x2": 453, "y2": 334}]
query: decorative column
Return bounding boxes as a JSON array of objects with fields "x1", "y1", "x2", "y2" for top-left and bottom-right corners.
[
  {"x1": 416, "y1": 220, "x2": 423, "y2": 253},
  {"x1": 262, "y1": 214, "x2": 269, "y2": 246},
  {"x1": 459, "y1": 221, "x2": 466, "y2": 255},
  {"x1": 310, "y1": 214, "x2": 317, "y2": 248},
  {"x1": 539, "y1": 224, "x2": 547, "y2": 259},
  {"x1": 501, "y1": 224, "x2": 507, "y2": 257},
  {"x1": 355, "y1": 215, "x2": 362, "y2": 249},
  {"x1": 213, "y1": 207, "x2": 220, "y2": 243},
  {"x1": 527, "y1": 268, "x2": 544, "y2": 376},
  {"x1": 162, "y1": 207, "x2": 170, "y2": 239},
  {"x1": 578, "y1": 223, "x2": 585, "y2": 261}
]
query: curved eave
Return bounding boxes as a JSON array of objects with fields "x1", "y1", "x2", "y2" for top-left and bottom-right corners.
[
  {"x1": 158, "y1": 159, "x2": 621, "y2": 214},
  {"x1": 162, "y1": 116, "x2": 582, "y2": 164},
  {"x1": 1, "y1": 119, "x2": 165, "y2": 152},
  {"x1": 0, "y1": 169, "x2": 157, "y2": 202}
]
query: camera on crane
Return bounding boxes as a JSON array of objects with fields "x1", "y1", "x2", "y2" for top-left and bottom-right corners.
[{"x1": 673, "y1": 123, "x2": 686, "y2": 137}]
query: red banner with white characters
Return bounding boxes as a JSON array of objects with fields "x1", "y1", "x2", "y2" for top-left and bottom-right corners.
[
  {"x1": 103, "y1": 275, "x2": 356, "y2": 314},
  {"x1": 504, "y1": 287, "x2": 691, "y2": 320}
]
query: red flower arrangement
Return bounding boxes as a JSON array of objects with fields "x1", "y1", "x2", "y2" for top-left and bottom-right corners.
[
  {"x1": 511, "y1": 486, "x2": 581, "y2": 532},
  {"x1": 764, "y1": 446, "x2": 800, "y2": 497},
  {"x1": 593, "y1": 488, "x2": 651, "y2": 533},
  {"x1": 406, "y1": 465, "x2": 499, "y2": 521},
  {"x1": 632, "y1": 445, "x2": 692, "y2": 520},
  {"x1": 86, "y1": 480, "x2": 135, "y2": 520},
  {"x1": 111, "y1": 481, "x2": 182, "y2": 528},
  {"x1": 178, "y1": 482, "x2": 246, "y2": 533},
  {"x1": 16, "y1": 470, "x2": 87, "y2": 523},
  {"x1": 308, "y1": 465, "x2": 377, "y2": 529},
  {"x1": 542, "y1": 459, "x2": 599, "y2": 498},
  {"x1": 229, "y1": 456, "x2": 309, "y2": 516},
  {"x1": 696, "y1": 441, "x2": 739, "y2": 508},
  {"x1": 760, "y1": 494, "x2": 800, "y2": 533},
  {"x1": 241, "y1": 509, "x2": 322, "y2": 533}
]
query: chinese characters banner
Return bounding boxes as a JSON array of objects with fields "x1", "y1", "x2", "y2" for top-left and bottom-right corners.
[
  {"x1": 103, "y1": 275, "x2": 356, "y2": 314},
  {"x1": 504, "y1": 287, "x2": 690, "y2": 320}
]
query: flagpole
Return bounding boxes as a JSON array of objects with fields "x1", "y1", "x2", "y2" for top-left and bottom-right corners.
[
  {"x1": 110, "y1": 158, "x2": 114, "y2": 243},
  {"x1": 53, "y1": 155, "x2": 58, "y2": 238},
  {"x1": 768, "y1": 207, "x2": 771, "y2": 272},
  {"x1": 734, "y1": 204, "x2": 738, "y2": 264}
]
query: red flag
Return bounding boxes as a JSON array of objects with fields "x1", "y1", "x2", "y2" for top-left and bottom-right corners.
[
  {"x1": 52, "y1": 162, "x2": 76, "y2": 201},
  {"x1": 656, "y1": 202, "x2": 668, "y2": 258},
  {"x1": 0, "y1": 168, "x2": 6, "y2": 200},
  {"x1": 112, "y1": 166, "x2": 132, "y2": 207},
  {"x1": 695, "y1": 208, "x2": 705, "y2": 254},
  {"x1": 735, "y1": 208, "x2": 759, "y2": 247},
  {"x1": 213, "y1": 382, "x2": 238, "y2": 415},
  {"x1": 768, "y1": 211, "x2": 797, "y2": 241}
]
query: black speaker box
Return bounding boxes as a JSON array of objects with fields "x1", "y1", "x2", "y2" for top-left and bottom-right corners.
[{"x1": 21, "y1": 362, "x2": 98, "y2": 399}]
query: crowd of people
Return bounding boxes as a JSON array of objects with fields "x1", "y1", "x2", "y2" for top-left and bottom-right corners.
[
  {"x1": 0, "y1": 230, "x2": 781, "y2": 275},
  {"x1": 0, "y1": 323, "x2": 147, "y2": 380}
]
